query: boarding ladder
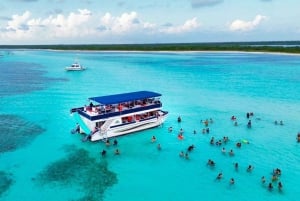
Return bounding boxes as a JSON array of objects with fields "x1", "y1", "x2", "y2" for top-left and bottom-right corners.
[{"x1": 100, "y1": 119, "x2": 114, "y2": 139}]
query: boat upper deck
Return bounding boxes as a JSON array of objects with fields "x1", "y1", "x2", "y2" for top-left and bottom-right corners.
[
  {"x1": 89, "y1": 91, "x2": 161, "y2": 105},
  {"x1": 71, "y1": 91, "x2": 163, "y2": 121}
]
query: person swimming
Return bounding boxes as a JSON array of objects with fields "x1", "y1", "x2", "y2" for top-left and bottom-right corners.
[
  {"x1": 101, "y1": 149, "x2": 106, "y2": 157},
  {"x1": 223, "y1": 136, "x2": 229, "y2": 143},
  {"x1": 268, "y1": 182, "x2": 273, "y2": 190},
  {"x1": 229, "y1": 178, "x2": 235, "y2": 185},
  {"x1": 151, "y1": 135, "x2": 156, "y2": 143},
  {"x1": 113, "y1": 139, "x2": 118, "y2": 146},
  {"x1": 179, "y1": 151, "x2": 184, "y2": 157},
  {"x1": 278, "y1": 181, "x2": 283, "y2": 191},
  {"x1": 216, "y1": 172, "x2": 223, "y2": 180},
  {"x1": 273, "y1": 168, "x2": 282, "y2": 176},
  {"x1": 177, "y1": 133, "x2": 183, "y2": 140},
  {"x1": 177, "y1": 116, "x2": 182, "y2": 123},
  {"x1": 247, "y1": 120, "x2": 252, "y2": 128},
  {"x1": 204, "y1": 119, "x2": 209, "y2": 127},
  {"x1": 114, "y1": 149, "x2": 120, "y2": 155},
  {"x1": 187, "y1": 144, "x2": 195, "y2": 152},
  {"x1": 234, "y1": 162, "x2": 239, "y2": 170},
  {"x1": 272, "y1": 174, "x2": 278, "y2": 182},
  {"x1": 229, "y1": 149, "x2": 234, "y2": 156},
  {"x1": 261, "y1": 176, "x2": 266, "y2": 184},
  {"x1": 236, "y1": 142, "x2": 242, "y2": 148},
  {"x1": 247, "y1": 165, "x2": 254, "y2": 172},
  {"x1": 207, "y1": 159, "x2": 215, "y2": 167}
]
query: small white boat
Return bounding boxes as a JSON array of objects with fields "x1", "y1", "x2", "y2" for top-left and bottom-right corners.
[
  {"x1": 70, "y1": 91, "x2": 168, "y2": 142},
  {"x1": 65, "y1": 61, "x2": 86, "y2": 71}
]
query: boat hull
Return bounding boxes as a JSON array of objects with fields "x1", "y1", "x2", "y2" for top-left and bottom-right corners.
[
  {"x1": 65, "y1": 67, "x2": 86, "y2": 71},
  {"x1": 92, "y1": 114, "x2": 167, "y2": 141},
  {"x1": 79, "y1": 112, "x2": 168, "y2": 141}
]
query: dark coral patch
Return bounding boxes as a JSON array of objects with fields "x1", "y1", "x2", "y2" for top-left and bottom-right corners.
[
  {"x1": 36, "y1": 145, "x2": 117, "y2": 201},
  {"x1": 0, "y1": 61, "x2": 68, "y2": 97},
  {"x1": 0, "y1": 114, "x2": 45, "y2": 153},
  {"x1": 0, "y1": 171, "x2": 14, "y2": 198}
]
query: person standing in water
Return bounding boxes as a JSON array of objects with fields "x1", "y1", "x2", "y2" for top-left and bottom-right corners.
[{"x1": 177, "y1": 116, "x2": 182, "y2": 123}]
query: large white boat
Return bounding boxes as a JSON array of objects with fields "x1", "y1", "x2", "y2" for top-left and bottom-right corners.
[
  {"x1": 70, "y1": 91, "x2": 168, "y2": 142},
  {"x1": 65, "y1": 61, "x2": 86, "y2": 71}
]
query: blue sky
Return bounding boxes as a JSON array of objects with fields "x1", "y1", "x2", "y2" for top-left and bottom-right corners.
[{"x1": 0, "y1": 0, "x2": 299, "y2": 45}]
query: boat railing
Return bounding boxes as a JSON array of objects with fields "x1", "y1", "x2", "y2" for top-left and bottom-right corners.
[
  {"x1": 70, "y1": 107, "x2": 85, "y2": 113},
  {"x1": 76, "y1": 103, "x2": 162, "y2": 121}
]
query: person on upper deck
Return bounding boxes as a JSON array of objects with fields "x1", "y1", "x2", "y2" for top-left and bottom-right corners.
[{"x1": 89, "y1": 102, "x2": 94, "y2": 108}]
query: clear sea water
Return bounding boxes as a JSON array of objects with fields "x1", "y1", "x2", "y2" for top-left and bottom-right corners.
[{"x1": 0, "y1": 50, "x2": 299, "y2": 201}]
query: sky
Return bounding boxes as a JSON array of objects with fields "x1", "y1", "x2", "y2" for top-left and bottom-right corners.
[{"x1": 0, "y1": 0, "x2": 299, "y2": 45}]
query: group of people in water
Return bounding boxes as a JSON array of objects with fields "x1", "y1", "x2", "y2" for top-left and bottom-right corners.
[
  {"x1": 231, "y1": 112, "x2": 254, "y2": 128},
  {"x1": 100, "y1": 138, "x2": 120, "y2": 157},
  {"x1": 274, "y1": 120, "x2": 284, "y2": 125},
  {"x1": 260, "y1": 168, "x2": 283, "y2": 191},
  {"x1": 172, "y1": 114, "x2": 285, "y2": 191},
  {"x1": 96, "y1": 112, "x2": 288, "y2": 193},
  {"x1": 214, "y1": 172, "x2": 235, "y2": 185},
  {"x1": 211, "y1": 162, "x2": 283, "y2": 191}
]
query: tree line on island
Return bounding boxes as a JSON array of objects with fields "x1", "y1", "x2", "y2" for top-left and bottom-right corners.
[{"x1": 1, "y1": 41, "x2": 300, "y2": 54}]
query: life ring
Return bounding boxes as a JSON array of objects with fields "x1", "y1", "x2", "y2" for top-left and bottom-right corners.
[{"x1": 178, "y1": 135, "x2": 184, "y2": 140}]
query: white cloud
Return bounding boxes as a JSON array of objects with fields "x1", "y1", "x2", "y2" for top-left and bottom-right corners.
[
  {"x1": 41, "y1": 9, "x2": 92, "y2": 37},
  {"x1": 7, "y1": 11, "x2": 31, "y2": 31},
  {"x1": 229, "y1": 15, "x2": 267, "y2": 32},
  {"x1": 100, "y1": 12, "x2": 141, "y2": 34},
  {"x1": 0, "y1": 9, "x2": 200, "y2": 44},
  {"x1": 1, "y1": 9, "x2": 94, "y2": 42},
  {"x1": 160, "y1": 18, "x2": 200, "y2": 34}
]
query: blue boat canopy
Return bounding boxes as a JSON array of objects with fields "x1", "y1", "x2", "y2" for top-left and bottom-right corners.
[{"x1": 89, "y1": 91, "x2": 161, "y2": 105}]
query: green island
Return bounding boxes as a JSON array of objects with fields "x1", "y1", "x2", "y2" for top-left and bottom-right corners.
[{"x1": 1, "y1": 41, "x2": 300, "y2": 54}]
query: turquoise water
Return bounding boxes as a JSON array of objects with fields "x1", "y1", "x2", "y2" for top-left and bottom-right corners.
[{"x1": 0, "y1": 50, "x2": 300, "y2": 201}]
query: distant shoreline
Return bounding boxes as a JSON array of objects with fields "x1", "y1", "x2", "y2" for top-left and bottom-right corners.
[{"x1": 1, "y1": 41, "x2": 300, "y2": 54}]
